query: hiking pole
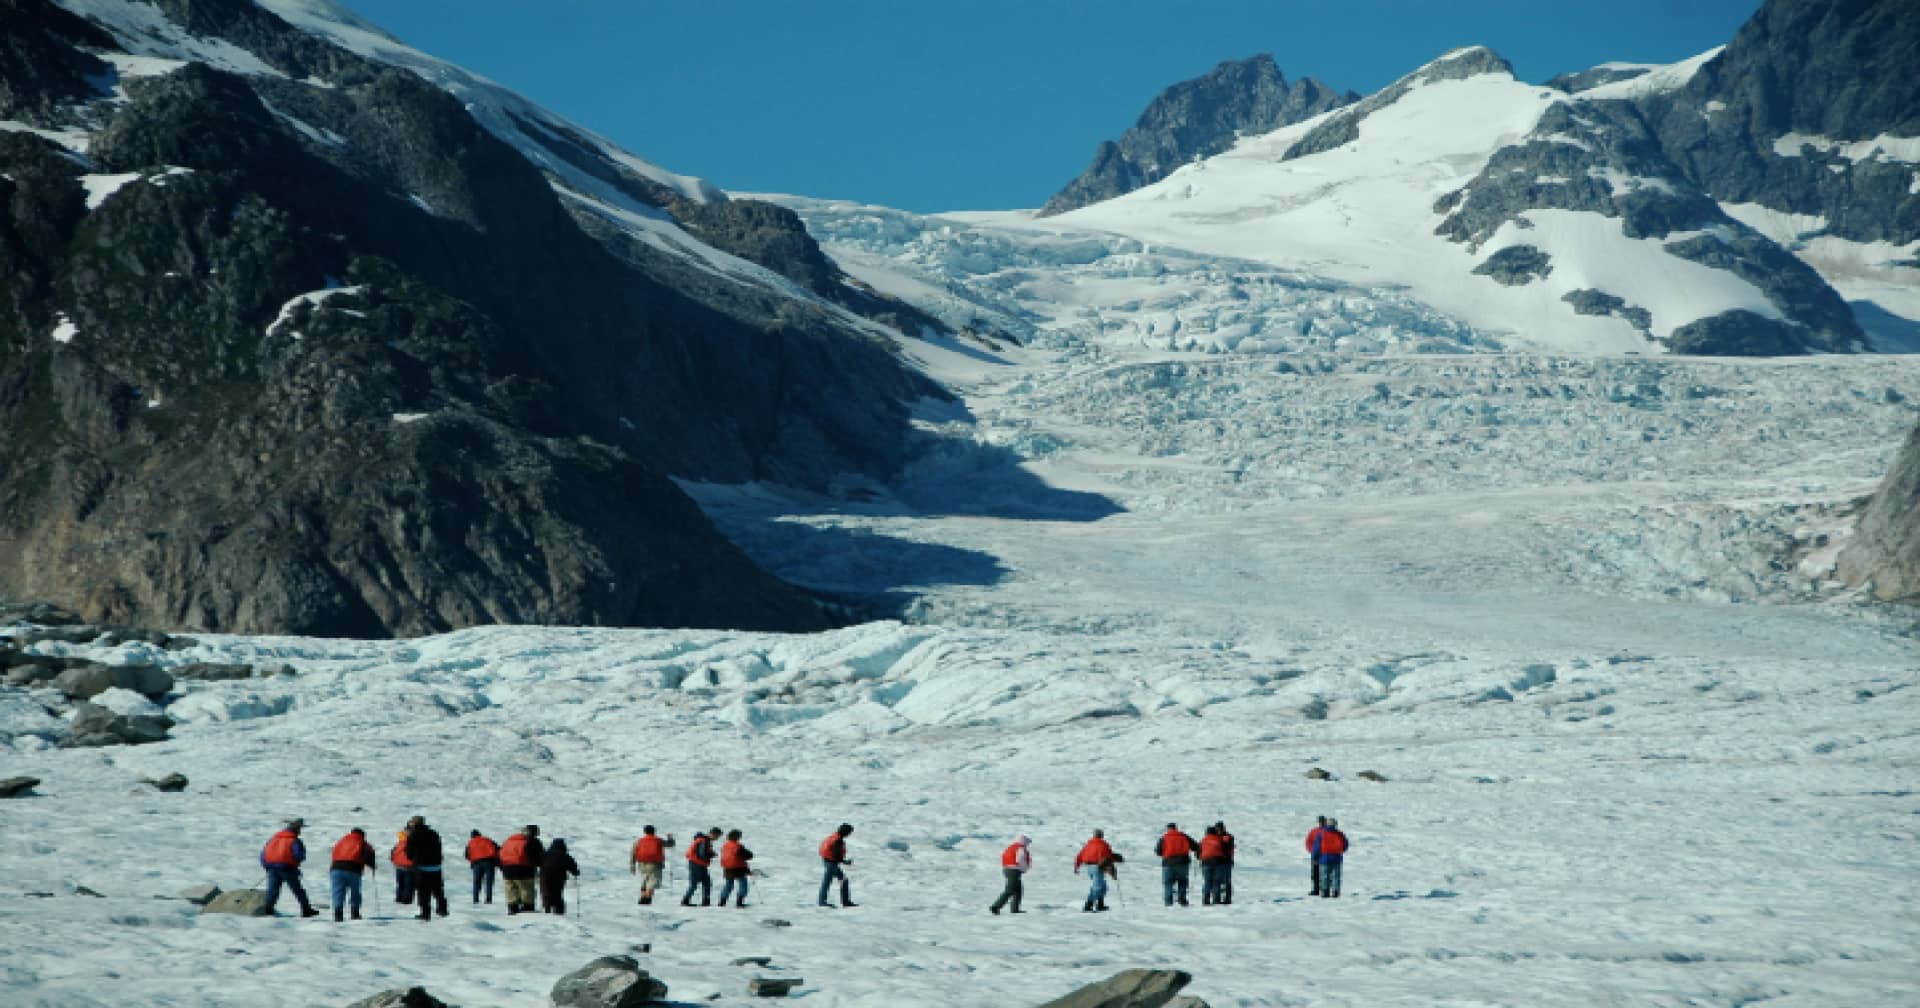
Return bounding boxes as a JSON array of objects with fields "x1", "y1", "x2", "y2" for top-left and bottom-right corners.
[{"x1": 372, "y1": 867, "x2": 382, "y2": 918}]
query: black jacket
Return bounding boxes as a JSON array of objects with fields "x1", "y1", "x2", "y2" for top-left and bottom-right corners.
[{"x1": 405, "y1": 826, "x2": 445, "y2": 868}]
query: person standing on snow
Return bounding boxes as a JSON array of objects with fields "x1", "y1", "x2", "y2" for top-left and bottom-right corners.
[
  {"x1": 629, "y1": 825, "x2": 675, "y2": 905},
  {"x1": 260, "y1": 818, "x2": 320, "y2": 918},
  {"x1": 390, "y1": 823, "x2": 416, "y2": 907},
  {"x1": 681, "y1": 827, "x2": 720, "y2": 906},
  {"x1": 1156, "y1": 822, "x2": 1198, "y2": 907},
  {"x1": 499, "y1": 824, "x2": 545, "y2": 914},
  {"x1": 540, "y1": 838, "x2": 581, "y2": 914},
  {"x1": 989, "y1": 834, "x2": 1032, "y2": 915},
  {"x1": 328, "y1": 826, "x2": 376, "y2": 921},
  {"x1": 1213, "y1": 821, "x2": 1237, "y2": 904},
  {"x1": 466, "y1": 830, "x2": 499, "y2": 905},
  {"x1": 1199, "y1": 823, "x2": 1238, "y2": 905},
  {"x1": 817, "y1": 823, "x2": 856, "y2": 908},
  {"x1": 718, "y1": 829, "x2": 754, "y2": 908},
  {"x1": 405, "y1": 815, "x2": 450, "y2": 921},
  {"x1": 1314, "y1": 817, "x2": 1349, "y2": 898},
  {"x1": 1305, "y1": 816, "x2": 1328, "y2": 896},
  {"x1": 1075, "y1": 829, "x2": 1120, "y2": 912}
]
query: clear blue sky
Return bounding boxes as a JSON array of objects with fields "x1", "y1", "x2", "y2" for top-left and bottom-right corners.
[{"x1": 335, "y1": 0, "x2": 1762, "y2": 212}]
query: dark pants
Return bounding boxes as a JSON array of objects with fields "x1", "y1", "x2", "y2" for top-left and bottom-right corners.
[
  {"x1": 471, "y1": 859, "x2": 497, "y2": 902},
  {"x1": 394, "y1": 867, "x2": 416, "y2": 904},
  {"x1": 540, "y1": 873, "x2": 570, "y2": 914},
  {"x1": 1201, "y1": 861, "x2": 1230, "y2": 904},
  {"x1": 414, "y1": 868, "x2": 448, "y2": 919},
  {"x1": 720, "y1": 871, "x2": 750, "y2": 906},
  {"x1": 990, "y1": 868, "x2": 1023, "y2": 913},
  {"x1": 1319, "y1": 858, "x2": 1342, "y2": 897},
  {"x1": 682, "y1": 864, "x2": 712, "y2": 905},
  {"x1": 818, "y1": 860, "x2": 852, "y2": 906},
  {"x1": 329, "y1": 869, "x2": 364, "y2": 917},
  {"x1": 1162, "y1": 860, "x2": 1191, "y2": 905},
  {"x1": 263, "y1": 865, "x2": 312, "y2": 914},
  {"x1": 1311, "y1": 859, "x2": 1323, "y2": 895}
]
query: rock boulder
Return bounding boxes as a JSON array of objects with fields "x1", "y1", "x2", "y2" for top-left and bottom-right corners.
[
  {"x1": 1038, "y1": 969, "x2": 1194, "y2": 1008},
  {"x1": 348, "y1": 988, "x2": 454, "y2": 1008},
  {"x1": 0, "y1": 775, "x2": 41, "y2": 797},
  {"x1": 200, "y1": 889, "x2": 271, "y2": 916},
  {"x1": 63, "y1": 700, "x2": 172, "y2": 747},
  {"x1": 550, "y1": 955, "x2": 667, "y2": 1008}
]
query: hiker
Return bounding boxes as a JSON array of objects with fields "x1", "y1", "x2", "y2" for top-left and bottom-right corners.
[
  {"x1": 629, "y1": 826, "x2": 675, "y2": 905},
  {"x1": 540, "y1": 838, "x2": 581, "y2": 914},
  {"x1": 1199, "y1": 824, "x2": 1233, "y2": 905},
  {"x1": 499, "y1": 825, "x2": 545, "y2": 914},
  {"x1": 817, "y1": 823, "x2": 856, "y2": 908},
  {"x1": 391, "y1": 823, "x2": 416, "y2": 906},
  {"x1": 718, "y1": 829, "x2": 754, "y2": 908},
  {"x1": 1305, "y1": 816, "x2": 1328, "y2": 896},
  {"x1": 466, "y1": 830, "x2": 499, "y2": 905},
  {"x1": 405, "y1": 815, "x2": 449, "y2": 920},
  {"x1": 989, "y1": 834, "x2": 1031, "y2": 915},
  {"x1": 1156, "y1": 822, "x2": 1197, "y2": 906},
  {"x1": 1213, "y1": 821, "x2": 1237, "y2": 904},
  {"x1": 1313, "y1": 817, "x2": 1349, "y2": 898},
  {"x1": 1074, "y1": 829, "x2": 1120, "y2": 912},
  {"x1": 681, "y1": 827, "x2": 720, "y2": 906},
  {"x1": 328, "y1": 826, "x2": 376, "y2": 921},
  {"x1": 260, "y1": 818, "x2": 320, "y2": 918}
]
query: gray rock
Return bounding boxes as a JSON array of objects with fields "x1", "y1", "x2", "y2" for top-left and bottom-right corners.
[
  {"x1": 178, "y1": 883, "x2": 222, "y2": 905},
  {"x1": 732, "y1": 957, "x2": 773, "y2": 967},
  {"x1": 1562, "y1": 289, "x2": 1653, "y2": 333},
  {"x1": 1666, "y1": 310, "x2": 1806, "y2": 356},
  {"x1": 747, "y1": 978, "x2": 801, "y2": 997},
  {"x1": 0, "y1": 600, "x2": 85, "y2": 626},
  {"x1": 51, "y1": 662, "x2": 174, "y2": 700},
  {"x1": 200, "y1": 889, "x2": 272, "y2": 916},
  {"x1": 1306, "y1": 768, "x2": 1332, "y2": 780},
  {"x1": 4, "y1": 663, "x2": 57, "y2": 686},
  {"x1": 162, "y1": 636, "x2": 201, "y2": 651},
  {"x1": 74, "y1": 885, "x2": 104, "y2": 898},
  {"x1": 1037, "y1": 969, "x2": 1194, "y2": 1008},
  {"x1": 172, "y1": 662, "x2": 256, "y2": 681},
  {"x1": 0, "y1": 776, "x2": 41, "y2": 798},
  {"x1": 143, "y1": 772, "x2": 189, "y2": 792},
  {"x1": 1472, "y1": 245, "x2": 1552, "y2": 286},
  {"x1": 1838, "y1": 419, "x2": 1920, "y2": 604},
  {"x1": 347, "y1": 988, "x2": 454, "y2": 1008},
  {"x1": 17, "y1": 624, "x2": 107, "y2": 646},
  {"x1": 549, "y1": 955, "x2": 667, "y2": 1008},
  {"x1": 1164, "y1": 998, "x2": 1212, "y2": 1008},
  {"x1": 63, "y1": 700, "x2": 172, "y2": 747},
  {"x1": 1357, "y1": 770, "x2": 1388, "y2": 782}
]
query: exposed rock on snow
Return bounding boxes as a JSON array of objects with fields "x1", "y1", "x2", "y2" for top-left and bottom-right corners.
[
  {"x1": 176, "y1": 883, "x2": 221, "y2": 905},
  {"x1": 549, "y1": 955, "x2": 667, "y2": 1008},
  {"x1": 347, "y1": 988, "x2": 454, "y2": 1008},
  {"x1": 142, "y1": 772, "x2": 189, "y2": 792},
  {"x1": 52, "y1": 664, "x2": 173, "y2": 701},
  {"x1": 199, "y1": 889, "x2": 271, "y2": 916},
  {"x1": 1036, "y1": 968, "x2": 1194, "y2": 1008},
  {"x1": 1839, "y1": 420, "x2": 1920, "y2": 603},
  {"x1": 0, "y1": 775, "x2": 41, "y2": 797},
  {"x1": 1473, "y1": 245, "x2": 1553, "y2": 286},
  {"x1": 746, "y1": 977, "x2": 801, "y2": 997},
  {"x1": 62, "y1": 699, "x2": 171, "y2": 747}
]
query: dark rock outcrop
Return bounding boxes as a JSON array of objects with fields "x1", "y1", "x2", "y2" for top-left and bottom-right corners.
[
  {"x1": 1041, "y1": 55, "x2": 1355, "y2": 215},
  {"x1": 142, "y1": 771, "x2": 189, "y2": 791},
  {"x1": 550, "y1": 955, "x2": 667, "y2": 1008},
  {"x1": 1563, "y1": 289, "x2": 1653, "y2": 333},
  {"x1": 51, "y1": 662, "x2": 172, "y2": 701},
  {"x1": 1838, "y1": 420, "x2": 1920, "y2": 603},
  {"x1": 0, "y1": 775, "x2": 41, "y2": 797},
  {"x1": 1547, "y1": 65, "x2": 1652, "y2": 95},
  {"x1": 199, "y1": 888, "x2": 271, "y2": 916},
  {"x1": 1037, "y1": 969, "x2": 1194, "y2": 1008},
  {"x1": 348, "y1": 989, "x2": 455, "y2": 1008},
  {"x1": 62, "y1": 699, "x2": 171, "y2": 747},
  {"x1": 1472, "y1": 245, "x2": 1552, "y2": 286}
]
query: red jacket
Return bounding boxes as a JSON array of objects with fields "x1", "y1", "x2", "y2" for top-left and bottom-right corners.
[
  {"x1": 687, "y1": 835, "x2": 715, "y2": 867},
  {"x1": 720, "y1": 840, "x2": 752, "y2": 872},
  {"x1": 1075, "y1": 837, "x2": 1114, "y2": 869},
  {"x1": 499, "y1": 832, "x2": 539, "y2": 868},
  {"x1": 262, "y1": 830, "x2": 302, "y2": 867},
  {"x1": 331, "y1": 832, "x2": 375, "y2": 870},
  {"x1": 632, "y1": 835, "x2": 665, "y2": 864},
  {"x1": 820, "y1": 835, "x2": 848, "y2": 863},
  {"x1": 1157, "y1": 829, "x2": 1195, "y2": 860},
  {"x1": 390, "y1": 834, "x2": 414, "y2": 869},
  {"x1": 466, "y1": 835, "x2": 498, "y2": 862},
  {"x1": 1198, "y1": 833, "x2": 1228, "y2": 862},
  {"x1": 1305, "y1": 826, "x2": 1325, "y2": 854},
  {"x1": 1318, "y1": 829, "x2": 1349, "y2": 857}
]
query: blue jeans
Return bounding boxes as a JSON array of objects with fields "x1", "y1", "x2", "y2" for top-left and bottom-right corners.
[
  {"x1": 394, "y1": 867, "x2": 415, "y2": 904},
  {"x1": 1085, "y1": 867, "x2": 1108, "y2": 905},
  {"x1": 1161, "y1": 861, "x2": 1190, "y2": 905},
  {"x1": 471, "y1": 860, "x2": 496, "y2": 902},
  {"x1": 330, "y1": 869, "x2": 364, "y2": 915},
  {"x1": 683, "y1": 864, "x2": 711, "y2": 904},
  {"x1": 1201, "y1": 861, "x2": 1230, "y2": 904},
  {"x1": 264, "y1": 865, "x2": 311, "y2": 913},
  {"x1": 818, "y1": 861, "x2": 851, "y2": 905},
  {"x1": 720, "y1": 873, "x2": 750, "y2": 905},
  {"x1": 1319, "y1": 858, "x2": 1343, "y2": 895}
]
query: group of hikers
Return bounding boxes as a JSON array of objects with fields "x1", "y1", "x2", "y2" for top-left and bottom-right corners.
[{"x1": 256, "y1": 816, "x2": 1348, "y2": 919}]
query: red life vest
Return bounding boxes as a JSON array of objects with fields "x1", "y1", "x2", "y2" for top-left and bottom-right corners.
[
  {"x1": 1160, "y1": 830, "x2": 1192, "y2": 858},
  {"x1": 819, "y1": 835, "x2": 843, "y2": 861},
  {"x1": 262, "y1": 830, "x2": 301, "y2": 866},
  {"x1": 1001, "y1": 842, "x2": 1025, "y2": 868},
  {"x1": 499, "y1": 833, "x2": 535, "y2": 868},
  {"x1": 332, "y1": 833, "x2": 370, "y2": 864},
  {"x1": 687, "y1": 835, "x2": 714, "y2": 866},
  {"x1": 1320, "y1": 829, "x2": 1349, "y2": 856},
  {"x1": 1076, "y1": 837, "x2": 1113, "y2": 867},
  {"x1": 1198, "y1": 833, "x2": 1227, "y2": 861},
  {"x1": 1218, "y1": 832, "x2": 1236, "y2": 861},
  {"x1": 466, "y1": 835, "x2": 498, "y2": 861},
  {"x1": 390, "y1": 835, "x2": 414, "y2": 868},
  {"x1": 633, "y1": 835, "x2": 665, "y2": 863},
  {"x1": 720, "y1": 840, "x2": 750, "y2": 871},
  {"x1": 1305, "y1": 826, "x2": 1325, "y2": 853}
]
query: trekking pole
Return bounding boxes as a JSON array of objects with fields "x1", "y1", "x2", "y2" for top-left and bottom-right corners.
[{"x1": 372, "y1": 868, "x2": 382, "y2": 918}]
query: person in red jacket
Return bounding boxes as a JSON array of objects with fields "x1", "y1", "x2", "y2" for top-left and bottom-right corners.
[
  {"x1": 329, "y1": 826, "x2": 376, "y2": 921},
  {"x1": 1074, "y1": 829, "x2": 1121, "y2": 912},
  {"x1": 390, "y1": 824, "x2": 416, "y2": 907},
  {"x1": 1198, "y1": 824, "x2": 1229, "y2": 906},
  {"x1": 1156, "y1": 823, "x2": 1198, "y2": 907},
  {"x1": 1212, "y1": 820, "x2": 1238, "y2": 904},
  {"x1": 466, "y1": 830, "x2": 499, "y2": 905},
  {"x1": 1313, "y1": 818, "x2": 1349, "y2": 898},
  {"x1": 629, "y1": 825, "x2": 675, "y2": 905},
  {"x1": 1305, "y1": 816, "x2": 1328, "y2": 896},
  {"x1": 817, "y1": 823, "x2": 856, "y2": 908},
  {"x1": 260, "y1": 818, "x2": 319, "y2": 918},
  {"x1": 718, "y1": 829, "x2": 755, "y2": 908},
  {"x1": 681, "y1": 827, "x2": 720, "y2": 907},
  {"x1": 989, "y1": 834, "x2": 1031, "y2": 915},
  {"x1": 498, "y1": 825, "x2": 545, "y2": 914}
]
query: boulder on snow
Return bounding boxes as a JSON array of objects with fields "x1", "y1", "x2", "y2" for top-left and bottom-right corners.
[
  {"x1": 347, "y1": 988, "x2": 454, "y2": 1008},
  {"x1": 1037, "y1": 969, "x2": 1194, "y2": 1008},
  {"x1": 17, "y1": 624, "x2": 109, "y2": 646},
  {"x1": 1357, "y1": 770, "x2": 1388, "y2": 782},
  {"x1": 1305, "y1": 768, "x2": 1332, "y2": 780},
  {"x1": 1165, "y1": 998, "x2": 1212, "y2": 1008},
  {"x1": 0, "y1": 776, "x2": 41, "y2": 797},
  {"x1": 63, "y1": 700, "x2": 172, "y2": 747},
  {"x1": 143, "y1": 772, "x2": 190, "y2": 792},
  {"x1": 3, "y1": 662, "x2": 58, "y2": 686},
  {"x1": 748, "y1": 977, "x2": 802, "y2": 997},
  {"x1": 201, "y1": 889, "x2": 272, "y2": 916},
  {"x1": 52, "y1": 662, "x2": 174, "y2": 701},
  {"x1": 0, "y1": 601, "x2": 84, "y2": 626},
  {"x1": 178, "y1": 883, "x2": 222, "y2": 905},
  {"x1": 550, "y1": 955, "x2": 668, "y2": 1008},
  {"x1": 172, "y1": 662, "x2": 256, "y2": 681}
]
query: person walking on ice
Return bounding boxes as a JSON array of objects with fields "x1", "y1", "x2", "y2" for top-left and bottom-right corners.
[
  {"x1": 989, "y1": 834, "x2": 1031, "y2": 915},
  {"x1": 629, "y1": 826, "x2": 674, "y2": 905},
  {"x1": 1156, "y1": 822, "x2": 1197, "y2": 907},
  {"x1": 329, "y1": 826, "x2": 376, "y2": 921},
  {"x1": 1199, "y1": 823, "x2": 1230, "y2": 906},
  {"x1": 718, "y1": 829, "x2": 754, "y2": 908},
  {"x1": 540, "y1": 838, "x2": 580, "y2": 914},
  {"x1": 1213, "y1": 821, "x2": 1237, "y2": 904},
  {"x1": 681, "y1": 827, "x2": 720, "y2": 907},
  {"x1": 1075, "y1": 829, "x2": 1120, "y2": 912},
  {"x1": 466, "y1": 830, "x2": 499, "y2": 905},
  {"x1": 499, "y1": 825, "x2": 545, "y2": 914},
  {"x1": 817, "y1": 823, "x2": 856, "y2": 908},
  {"x1": 405, "y1": 815, "x2": 450, "y2": 921},
  {"x1": 1313, "y1": 817, "x2": 1349, "y2": 898},
  {"x1": 260, "y1": 818, "x2": 320, "y2": 918}
]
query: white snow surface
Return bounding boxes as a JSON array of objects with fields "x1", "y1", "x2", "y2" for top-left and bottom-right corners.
[
  {"x1": 6, "y1": 342, "x2": 1920, "y2": 1006},
  {"x1": 1577, "y1": 46, "x2": 1725, "y2": 100}
]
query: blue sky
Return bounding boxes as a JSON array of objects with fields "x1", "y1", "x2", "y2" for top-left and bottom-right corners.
[{"x1": 335, "y1": 0, "x2": 1762, "y2": 212}]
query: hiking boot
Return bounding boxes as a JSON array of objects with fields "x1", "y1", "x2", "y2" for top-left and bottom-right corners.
[
  {"x1": 640, "y1": 895, "x2": 652, "y2": 905},
  {"x1": 299, "y1": 908, "x2": 320, "y2": 918},
  {"x1": 680, "y1": 897, "x2": 693, "y2": 907},
  {"x1": 351, "y1": 910, "x2": 362, "y2": 920},
  {"x1": 334, "y1": 910, "x2": 343, "y2": 922},
  {"x1": 1095, "y1": 899, "x2": 1108, "y2": 911},
  {"x1": 1177, "y1": 897, "x2": 1190, "y2": 906},
  {"x1": 1083, "y1": 900, "x2": 1095, "y2": 912},
  {"x1": 989, "y1": 905, "x2": 1001, "y2": 915},
  {"x1": 1009, "y1": 908, "x2": 1025, "y2": 914},
  {"x1": 840, "y1": 901, "x2": 857, "y2": 908}
]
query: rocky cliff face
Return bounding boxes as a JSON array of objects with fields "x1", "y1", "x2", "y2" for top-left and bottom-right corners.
[
  {"x1": 1838, "y1": 420, "x2": 1920, "y2": 605},
  {"x1": 0, "y1": 0, "x2": 940, "y2": 635},
  {"x1": 1039, "y1": 54, "x2": 1354, "y2": 215}
]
